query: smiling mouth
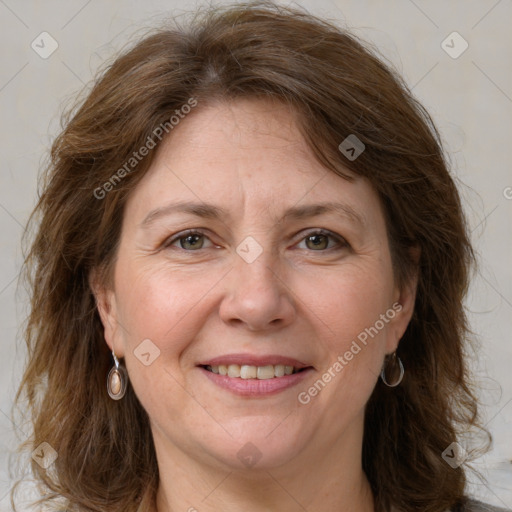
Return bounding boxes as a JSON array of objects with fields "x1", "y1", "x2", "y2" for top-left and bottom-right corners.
[{"x1": 201, "y1": 364, "x2": 310, "y2": 379}]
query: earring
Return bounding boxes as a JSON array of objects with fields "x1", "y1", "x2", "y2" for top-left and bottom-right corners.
[
  {"x1": 380, "y1": 352, "x2": 404, "y2": 387},
  {"x1": 107, "y1": 350, "x2": 127, "y2": 400}
]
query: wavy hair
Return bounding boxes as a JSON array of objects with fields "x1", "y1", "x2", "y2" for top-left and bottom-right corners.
[{"x1": 13, "y1": 2, "x2": 490, "y2": 511}]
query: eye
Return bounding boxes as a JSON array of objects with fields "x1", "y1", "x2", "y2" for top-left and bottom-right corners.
[
  {"x1": 297, "y1": 229, "x2": 347, "y2": 251},
  {"x1": 163, "y1": 230, "x2": 214, "y2": 251},
  {"x1": 162, "y1": 228, "x2": 347, "y2": 253}
]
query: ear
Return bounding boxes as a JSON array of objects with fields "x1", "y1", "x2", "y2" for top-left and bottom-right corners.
[
  {"x1": 89, "y1": 268, "x2": 125, "y2": 358},
  {"x1": 386, "y1": 246, "x2": 420, "y2": 354}
]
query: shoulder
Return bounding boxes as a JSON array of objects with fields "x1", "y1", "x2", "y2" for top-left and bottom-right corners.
[{"x1": 459, "y1": 498, "x2": 512, "y2": 512}]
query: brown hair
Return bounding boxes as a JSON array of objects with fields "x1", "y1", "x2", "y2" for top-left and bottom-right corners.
[{"x1": 13, "y1": 2, "x2": 490, "y2": 511}]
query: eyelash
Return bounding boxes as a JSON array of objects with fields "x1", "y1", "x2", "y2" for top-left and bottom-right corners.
[{"x1": 162, "y1": 228, "x2": 348, "y2": 252}]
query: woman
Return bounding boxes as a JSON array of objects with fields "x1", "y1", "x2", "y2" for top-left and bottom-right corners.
[{"x1": 13, "y1": 2, "x2": 510, "y2": 511}]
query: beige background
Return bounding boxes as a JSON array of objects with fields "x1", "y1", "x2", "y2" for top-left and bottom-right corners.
[{"x1": 0, "y1": 0, "x2": 510, "y2": 509}]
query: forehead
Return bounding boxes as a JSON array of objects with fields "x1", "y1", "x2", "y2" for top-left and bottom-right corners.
[
  {"x1": 123, "y1": 98, "x2": 383, "y2": 228},
  {"x1": 154, "y1": 98, "x2": 320, "y2": 179}
]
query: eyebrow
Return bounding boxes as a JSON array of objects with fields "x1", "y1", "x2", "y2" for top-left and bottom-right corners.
[{"x1": 140, "y1": 200, "x2": 365, "y2": 227}]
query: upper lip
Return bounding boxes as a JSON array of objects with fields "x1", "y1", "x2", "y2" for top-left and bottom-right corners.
[{"x1": 199, "y1": 354, "x2": 312, "y2": 369}]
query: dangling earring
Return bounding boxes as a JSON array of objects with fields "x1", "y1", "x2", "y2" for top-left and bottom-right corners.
[
  {"x1": 380, "y1": 352, "x2": 404, "y2": 387},
  {"x1": 107, "y1": 350, "x2": 127, "y2": 400}
]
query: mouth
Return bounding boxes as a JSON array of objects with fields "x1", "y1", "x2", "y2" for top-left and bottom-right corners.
[
  {"x1": 201, "y1": 364, "x2": 308, "y2": 379},
  {"x1": 197, "y1": 355, "x2": 314, "y2": 396}
]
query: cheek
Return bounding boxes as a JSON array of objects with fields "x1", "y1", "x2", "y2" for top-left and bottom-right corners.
[
  {"x1": 114, "y1": 261, "x2": 217, "y2": 409},
  {"x1": 302, "y1": 259, "x2": 395, "y2": 386},
  {"x1": 286, "y1": 260, "x2": 397, "y2": 435},
  {"x1": 307, "y1": 259, "x2": 395, "y2": 337},
  {"x1": 115, "y1": 258, "x2": 222, "y2": 346}
]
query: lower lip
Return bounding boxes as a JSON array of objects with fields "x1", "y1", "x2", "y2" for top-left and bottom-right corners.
[{"x1": 198, "y1": 367, "x2": 313, "y2": 397}]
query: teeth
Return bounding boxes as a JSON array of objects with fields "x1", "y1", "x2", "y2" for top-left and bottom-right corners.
[
  {"x1": 227, "y1": 364, "x2": 241, "y2": 378},
  {"x1": 257, "y1": 365, "x2": 274, "y2": 380},
  {"x1": 206, "y1": 364, "x2": 302, "y2": 379},
  {"x1": 274, "y1": 364, "x2": 285, "y2": 377},
  {"x1": 240, "y1": 365, "x2": 257, "y2": 379}
]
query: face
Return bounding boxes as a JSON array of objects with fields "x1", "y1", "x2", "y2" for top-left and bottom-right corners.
[{"x1": 95, "y1": 98, "x2": 416, "y2": 472}]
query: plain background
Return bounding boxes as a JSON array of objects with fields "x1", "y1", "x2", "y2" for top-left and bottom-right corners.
[{"x1": 0, "y1": 0, "x2": 510, "y2": 509}]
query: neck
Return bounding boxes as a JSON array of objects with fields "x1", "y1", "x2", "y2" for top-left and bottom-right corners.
[{"x1": 152, "y1": 413, "x2": 374, "y2": 512}]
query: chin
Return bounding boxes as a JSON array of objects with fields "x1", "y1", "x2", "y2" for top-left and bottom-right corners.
[{"x1": 201, "y1": 416, "x2": 307, "y2": 471}]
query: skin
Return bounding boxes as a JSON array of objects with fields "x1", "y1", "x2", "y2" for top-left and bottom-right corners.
[{"x1": 93, "y1": 98, "x2": 417, "y2": 512}]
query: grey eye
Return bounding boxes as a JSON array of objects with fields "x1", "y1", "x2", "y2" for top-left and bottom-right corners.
[
  {"x1": 178, "y1": 233, "x2": 205, "y2": 250},
  {"x1": 305, "y1": 233, "x2": 330, "y2": 250}
]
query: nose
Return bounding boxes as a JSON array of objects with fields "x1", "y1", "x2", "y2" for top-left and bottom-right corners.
[{"x1": 218, "y1": 249, "x2": 296, "y2": 332}]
